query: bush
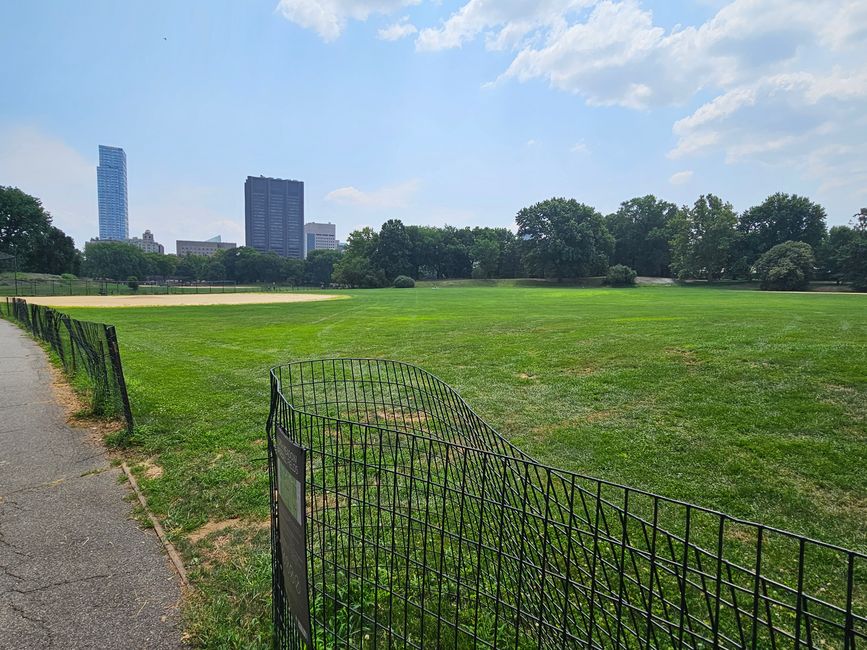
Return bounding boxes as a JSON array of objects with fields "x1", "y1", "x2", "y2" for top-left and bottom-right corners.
[
  {"x1": 606, "y1": 264, "x2": 637, "y2": 287},
  {"x1": 755, "y1": 241, "x2": 814, "y2": 291},
  {"x1": 393, "y1": 275, "x2": 415, "y2": 288},
  {"x1": 127, "y1": 275, "x2": 140, "y2": 291},
  {"x1": 60, "y1": 273, "x2": 77, "y2": 281}
]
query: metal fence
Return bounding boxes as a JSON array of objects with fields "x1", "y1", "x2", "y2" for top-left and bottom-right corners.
[
  {"x1": 2, "y1": 297, "x2": 133, "y2": 431},
  {"x1": 268, "y1": 359, "x2": 865, "y2": 649}
]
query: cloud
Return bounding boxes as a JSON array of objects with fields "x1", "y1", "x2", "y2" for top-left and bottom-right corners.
[
  {"x1": 276, "y1": 0, "x2": 420, "y2": 41},
  {"x1": 669, "y1": 170, "x2": 693, "y2": 185},
  {"x1": 0, "y1": 126, "x2": 96, "y2": 248},
  {"x1": 325, "y1": 179, "x2": 420, "y2": 209},
  {"x1": 378, "y1": 17, "x2": 417, "y2": 41},
  {"x1": 526, "y1": 138, "x2": 538, "y2": 147},
  {"x1": 570, "y1": 140, "x2": 589, "y2": 154}
]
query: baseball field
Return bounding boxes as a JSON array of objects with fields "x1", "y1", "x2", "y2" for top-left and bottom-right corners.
[{"x1": 59, "y1": 283, "x2": 866, "y2": 647}]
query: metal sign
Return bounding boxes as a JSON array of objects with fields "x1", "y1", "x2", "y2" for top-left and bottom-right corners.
[{"x1": 274, "y1": 424, "x2": 311, "y2": 646}]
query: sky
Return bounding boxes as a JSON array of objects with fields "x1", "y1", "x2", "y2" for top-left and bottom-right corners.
[{"x1": 1, "y1": 1, "x2": 866, "y2": 254}]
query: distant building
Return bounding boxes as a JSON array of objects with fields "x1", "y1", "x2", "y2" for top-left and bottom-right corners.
[
  {"x1": 128, "y1": 229, "x2": 164, "y2": 254},
  {"x1": 304, "y1": 222, "x2": 337, "y2": 256},
  {"x1": 245, "y1": 176, "x2": 304, "y2": 259},
  {"x1": 97, "y1": 145, "x2": 129, "y2": 240},
  {"x1": 176, "y1": 235, "x2": 236, "y2": 257}
]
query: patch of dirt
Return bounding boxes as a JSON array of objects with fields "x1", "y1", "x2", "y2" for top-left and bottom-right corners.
[
  {"x1": 584, "y1": 409, "x2": 614, "y2": 423},
  {"x1": 187, "y1": 518, "x2": 245, "y2": 545},
  {"x1": 47, "y1": 363, "x2": 124, "y2": 441},
  {"x1": 140, "y1": 458, "x2": 164, "y2": 480},
  {"x1": 22, "y1": 292, "x2": 344, "y2": 308},
  {"x1": 517, "y1": 372, "x2": 537, "y2": 380},
  {"x1": 187, "y1": 518, "x2": 270, "y2": 568},
  {"x1": 665, "y1": 347, "x2": 702, "y2": 367},
  {"x1": 636, "y1": 277, "x2": 677, "y2": 286}
]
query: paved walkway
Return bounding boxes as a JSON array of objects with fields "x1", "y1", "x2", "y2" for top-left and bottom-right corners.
[{"x1": 0, "y1": 319, "x2": 183, "y2": 649}]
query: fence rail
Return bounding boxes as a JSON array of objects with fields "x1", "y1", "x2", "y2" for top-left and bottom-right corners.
[
  {"x1": 268, "y1": 358, "x2": 865, "y2": 649},
  {"x1": 2, "y1": 297, "x2": 133, "y2": 431}
]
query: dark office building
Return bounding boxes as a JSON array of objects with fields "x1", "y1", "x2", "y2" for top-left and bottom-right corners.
[{"x1": 244, "y1": 176, "x2": 304, "y2": 258}]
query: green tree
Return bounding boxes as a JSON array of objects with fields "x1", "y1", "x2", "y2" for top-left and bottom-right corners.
[
  {"x1": 470, "y1": 233, "x2": 500, "y2": 279},
  {"x1": 176, "y1": 254, "x2": 208, "y2": 281},
  {"x1": 376, "y1": 219, "x2": 414, "y2": 281},
  {"x1": 283, "y1": 258, "x2": 306, "y2": 285},
  {"x1": 517, "y1": 198, "x2": 613, "y2": 280},
  {"x1": 332, "y1": 255, "x2": 387, "y2": 288},
  {"x1": 755, "y1": 241, "x2": 815, "y2": 291},
  {"x1": 0, "y1": 186, "x2": 73, "y2": 272},
  {"x1": 406, "y1": 225, "x2": 442, "y2": 279},
  {"x1": 737, "y1": 193, "x2": 827, "y2": 264},
  {"x1": 605, "y1": 195, "x2": 677, "y2": 277},
  {"x1": 817, "y1": 226, "x2": 856, "y2": 282},
  {"x1": 33, "y1": 227, "x2": 81, "y2": 275},
  {"x1": 842, "y1": 212, "x2": 867, "y2": 291},
  {"x1": 83, "y1": 241, "x2": 148, "y2": 279},
  {"x1": 304, "y1": 249, "x2": 341, "y2": 286},
  {"x1": 670, "y1": 195, "x2": 738, "y2": 281},
  {"x1": 145, "y1": 252, "x2": 177, "y2": 279}
]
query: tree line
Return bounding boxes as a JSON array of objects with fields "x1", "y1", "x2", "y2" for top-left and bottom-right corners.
[{"x1": 2, "y1": 185, "x2": 865, "y2": 291}]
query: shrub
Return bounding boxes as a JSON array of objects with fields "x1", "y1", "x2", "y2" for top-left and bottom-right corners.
[
  {"x1": 60, "y1": 273, "x2": 77, "y2": 281},
  {"x1": 127, "y1": 275, "x2": 140, "y2": 291},
  {"x1": 393, "y1": 275, "x2": 415, "y2": 288},
  {"x1": 755, "y1": 241, "x2": 814, "y2": 291},
  {"x1": 606, "y1": 264, "x2": 637, "y2": 287}
]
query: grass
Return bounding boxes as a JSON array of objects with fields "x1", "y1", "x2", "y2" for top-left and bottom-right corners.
[{"x1": 62, "y1": 284, "x2": 867, "y2": 647}]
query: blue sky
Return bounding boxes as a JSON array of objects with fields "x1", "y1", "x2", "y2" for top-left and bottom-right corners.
[{"x1": 1, "y1": 1, "x2": 865, "y2": 253}]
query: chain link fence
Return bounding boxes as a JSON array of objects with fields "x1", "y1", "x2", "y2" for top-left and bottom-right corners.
[
  {"x1": 268, "y1": 358, "x2": 865, "y2": 649},
  {"x1": 2, "y1": 297, "x2": 133, "y2": 431}
]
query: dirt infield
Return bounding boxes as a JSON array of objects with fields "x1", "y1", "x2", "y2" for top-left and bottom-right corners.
[{"x1": 20, "y1": 292, "x2": 343, "y2": 308}]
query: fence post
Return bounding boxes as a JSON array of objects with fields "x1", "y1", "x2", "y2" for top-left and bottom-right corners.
[{"x1": 104, "y1": 325, "x2": 134, "y2": 433}]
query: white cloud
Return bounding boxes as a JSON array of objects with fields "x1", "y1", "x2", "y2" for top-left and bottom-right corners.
[
  {"x1": 526, "y1": 138, "x2": 538, "y2": 147},
  {"x1": 0, "y1": 126, "x2": 96, "y2": 248},
  {"x1": 570, "y1": 140, "x2": 589, "y2": 154},
  {"x1": 325, "y1": 179, "x2": 420, "y2": 209},
  {"x1": 276, "y1": 0, "x2": 420, "y2": 41},
  {"x1": 378, "y1": 17, "x2": 417, "y2": 41},
  {"x1": 669, "y1": 170, "x2": 693, "y2": 185}
]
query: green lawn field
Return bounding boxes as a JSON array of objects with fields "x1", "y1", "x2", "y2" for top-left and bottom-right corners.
[{"x1": 64, "y1": 285, "x2": 867, "y2": 647}]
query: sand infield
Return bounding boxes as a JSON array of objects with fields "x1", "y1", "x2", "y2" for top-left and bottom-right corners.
[{"x1": 20, "y1": 292, "x2": 343, "y2": 308}]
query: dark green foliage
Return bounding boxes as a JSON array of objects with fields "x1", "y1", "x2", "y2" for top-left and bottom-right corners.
[
  {"x1": 606, "y1": 264, "x2": 637, "y2": 286},
  {"x1": 83, "y1": 241, "x2": 149, "y2": 279},
  {"x1": 755, "y1": 241, "x2": 815, "y2": 291},
  {"x1": 738, "y1": 193, "x2": 827, "y2": 265},
  {"x1": 670, "y1": 195, "x2": 739, "y2": 281},
  {"x1": 606, "y1": 196, "x2": 677, "y2": 276},
  {"x1": 517, "y1": 197, "x2": 613, "y2": 279},
  {"x1": 842, "y1": 213, "x2": 867, "y2": 291},
  {"x1": 376, "y1": 219, "x2": 414, "y2": 281},
  {"x1": 304, "y1": 249, "x2": 341, "y2": 286},
  {"x1": 127, "y1": 276, "x2": 139, "y2": 291},
  {"x1": 393, "y1": 275, "x2": 415, "y2": 288},
  {"x1": 332, "y1": 255, "x2": 387, "y2": 287},
  {"x1": 0, "y1": 186, "x2": 79, "y2": 274}
]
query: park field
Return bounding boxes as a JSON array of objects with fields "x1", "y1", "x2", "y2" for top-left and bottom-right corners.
[{"x1": 63, "y1": 284, "x2": 866, "y2": 647}]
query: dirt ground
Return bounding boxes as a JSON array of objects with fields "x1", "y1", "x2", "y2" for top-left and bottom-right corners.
[{"x1": 20, "y1": 292, "x2": 343, "y2": 308}]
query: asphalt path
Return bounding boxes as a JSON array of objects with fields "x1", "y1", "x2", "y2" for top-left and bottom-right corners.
[{"x1": 0, "y1": 318, "x2": 183, "y2": 649}]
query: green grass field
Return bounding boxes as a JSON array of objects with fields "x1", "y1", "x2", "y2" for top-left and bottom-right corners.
[{"x1": 63, "y1": 285, "x2": 866, "y2": 647}]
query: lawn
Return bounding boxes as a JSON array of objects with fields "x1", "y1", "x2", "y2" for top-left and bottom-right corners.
[{"x1": 64, "y1": 285, "x2": 867, "y2": 647}]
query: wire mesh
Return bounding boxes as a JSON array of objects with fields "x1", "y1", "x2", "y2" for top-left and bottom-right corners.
[
  {"x1": 2, "y1": 297, "x2": 133, "y2": 430},
  {"x1": 268, "y1": 359, "x2": 864, "y2": 649}
]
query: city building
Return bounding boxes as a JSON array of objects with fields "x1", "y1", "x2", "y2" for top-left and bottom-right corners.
[
  {"x1": 176, "y1": 235, "x2": 237, "y2": 257},
  {"x1": 244, "y1": 176, "x2": 304, "y2": 259},
  {"x1": 127, "y1": 229, "x2": 164, "y2": 254},
  {"x1": 97, "y1": 145, "x2": 129, "y2": 240},
  {"x1": 304, "y1": 222, "x2": 337, "y2": 256}
]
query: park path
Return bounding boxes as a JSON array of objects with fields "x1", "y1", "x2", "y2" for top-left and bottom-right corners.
[{"x1": 0, "y1": 318, "x2": 184, "y2": 649}]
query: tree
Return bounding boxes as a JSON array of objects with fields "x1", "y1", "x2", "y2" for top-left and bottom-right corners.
[
  {"x1": 606, "y1": 196, "x2": 678, "y2": 277},
  {"x1": 406, "y1": 225, "x2": 442, "y2": 279},
  {"x1": 516, "y1": 198, "x2": 613, "y2": 280},
  {"x1": 817, "y1": 226, "x2": 856, "y2": 282},
  {"x1": 332, "y1": 255, "x2": 387, "y2": 288},
  {"x1": 376, "y1": 219, "x2": 414, "y2": 281},
  {"x1": 146, "y1": 253, "x2": 177, "y2": 279},
  {"x1": 606, "y1": 264, "x2": 637, "y2": 286},
  {"x1": 82, "y1": 241, "x2": 148, "y2": 279},
  {"x1": 755, "y1": 241, "x2": 815, "y2": 291},
  {"x1": 0, "y1": 186, "x2": 80, "y2": 273},
  {"x1": 176, "y1": 254, "x2": 207, "y2": 281},
  {"x1": 670, "y1": 195, "x2": 738, "y2": 281},
  {"x1": 304, "y1": 249, "x2": 341, "y2": 286},
  {"x1": 737, "y1": 193, "x2": 827, "y2": 265},
  {"x1": 470, "y1": 233, "x2": 500, "y2": 279},
  {"x1": 841, "y1": 211, "x2": 867, "y2": 291},
  {"x1": 33, "y1": 227, "x2": 81, "y2": 275}
]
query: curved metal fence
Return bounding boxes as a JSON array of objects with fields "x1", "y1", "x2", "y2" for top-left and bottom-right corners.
[
  {"x1": 2, "y1": 297, "x2": 133, "y2": 430},
  {"x1": 267, "y1": 358, "x2": 864, "y2": 649}
]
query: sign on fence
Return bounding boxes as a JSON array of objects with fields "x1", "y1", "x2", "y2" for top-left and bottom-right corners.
[{"x1": 274, "y1": 424, "x2": 311, "y2": 647}]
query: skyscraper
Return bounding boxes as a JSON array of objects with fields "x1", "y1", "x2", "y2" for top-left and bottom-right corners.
[
  {"x1": 245, "y1": 176, "x2": 304, "y2": 259},
  {"x1": 97, "y1": 145, "x2": 129, "y2": 240}
]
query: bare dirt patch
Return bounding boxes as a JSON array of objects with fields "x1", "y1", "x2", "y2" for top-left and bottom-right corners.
[
  {"x1": 21, "y1": 292, "x2": 345, "y2": 308},
  {"x1": 47, "y1": 363, "x2": 124, "y2": 440},
  {"x1": 141, "y1": 458, "x2": 164, "y2": 480}
]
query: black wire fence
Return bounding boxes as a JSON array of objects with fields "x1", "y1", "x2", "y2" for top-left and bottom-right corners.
[
  {"x1": 268, "y1": 359, "x2": 865, "y2": 649},
  {"x1": 2, "y1": 297, "x2": 133, "y2": 431}
]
